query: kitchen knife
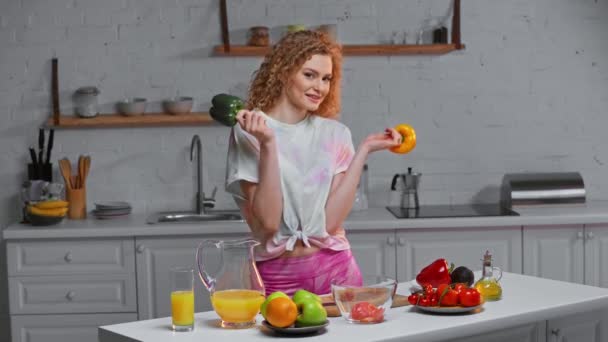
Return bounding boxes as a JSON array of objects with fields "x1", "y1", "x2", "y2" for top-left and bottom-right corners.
[
  {"x1": 38, "y1": 128, "x2": 44, "y2": 167},
  {"x1": 29, "y1": 147, "x2": 38, "y2": 179},
  {"x1": 45, "y1": 129, "x2": 54, "y2": 165},
  {"x1": 29, "y1": 147, "x2": 38, "y2": 166}
]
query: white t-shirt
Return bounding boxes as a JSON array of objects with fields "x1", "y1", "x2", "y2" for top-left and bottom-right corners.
[{"x1": 225, "y1": 113, "x2": 355, "y2": 260}]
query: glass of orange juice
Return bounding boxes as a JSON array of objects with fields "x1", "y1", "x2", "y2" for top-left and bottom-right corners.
[{"x1": 170, "y1": 267, "x2": 195, "y2": 332}]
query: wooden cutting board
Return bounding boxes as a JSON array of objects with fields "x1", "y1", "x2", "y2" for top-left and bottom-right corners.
[{"x1": 320, "y1": 294, "x2": 410, "y2": 317}]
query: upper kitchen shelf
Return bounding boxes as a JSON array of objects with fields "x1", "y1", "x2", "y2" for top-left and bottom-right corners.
[
  {"x1": 213, "y1": 43, "x2": 464, "y2": 57},
  {"x1": 46, "y1": 113, "x2": 213, "y2": 129},
  {"x1": 215, "y1": 0, "x2": 464, "y2": 57},
  {"x1": 47, "y1": 59, "x2": 216, "y2": 129}
]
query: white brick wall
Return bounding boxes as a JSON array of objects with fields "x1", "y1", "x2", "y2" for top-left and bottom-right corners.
[{"x1": 0, "y1": 0, "x2": 608, "y2": 233}]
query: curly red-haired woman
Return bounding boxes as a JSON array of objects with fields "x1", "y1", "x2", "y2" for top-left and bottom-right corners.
[{"x1": 226, "y1": 30, "x2": 402, "y2": 295}]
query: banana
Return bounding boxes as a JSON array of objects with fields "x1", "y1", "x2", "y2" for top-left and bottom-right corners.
[
  {"x1": 34, "y1": 200, "x2": 69, "y2": 209},
  {"x1": 28, "y1": 205, "x2": 68, "y2": 217}
]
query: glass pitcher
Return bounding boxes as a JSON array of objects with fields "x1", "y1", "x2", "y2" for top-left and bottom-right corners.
[{"x1": 196, "y1": 238, "x2": 265, "y2": 328}]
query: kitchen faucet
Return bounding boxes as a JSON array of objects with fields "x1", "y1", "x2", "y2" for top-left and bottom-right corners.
[{"x1": 190, "y1": 135, "x2": 217, "y2": 215}]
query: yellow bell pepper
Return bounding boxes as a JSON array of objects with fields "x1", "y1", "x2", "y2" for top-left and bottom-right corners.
[{"x1": 390, "y1": 124, "x2": 417, "y2": 154}]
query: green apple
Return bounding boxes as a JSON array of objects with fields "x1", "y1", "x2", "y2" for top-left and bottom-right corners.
[
  {"x1": 292, "y1": 289, "x2": 321, "y2": 306},
  {"x1": 295, "y1": 300, "x2": 327, "y2": 327},
  {"x1": 260, "y1": 291, "x2": 288, "y2": 319}
]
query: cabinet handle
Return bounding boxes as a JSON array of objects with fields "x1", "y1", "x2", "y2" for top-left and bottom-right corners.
[
  {"x1": 387, "y1": 237, "x2": 395, "y2": 246},
  {"x1": 137, "y1": 244, "x2": 145, "y2": 253},
  {"x1": 587, "y1": 232, "x2": 594, "y2": 240},
  {"x1": 64, "y1": 252, "x2": 73, "y2": 263},
  {"x1": 398, "y1": 237, "x2": 406, "y2": 246},
  {"x1": 577, "y1": 231, "x2": 584, "y2": 239},
  {"x1": 66, "y1": 291, "x2": 75, "y2": 301}
]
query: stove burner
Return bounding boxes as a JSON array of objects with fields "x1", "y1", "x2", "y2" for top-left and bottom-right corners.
[{"x1": 386, "y1": 204, "x2": 519, "y2": 219}]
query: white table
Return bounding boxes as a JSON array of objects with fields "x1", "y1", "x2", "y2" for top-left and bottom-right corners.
[{"x1": 99, "y1": 272, "x2": 608, "y2": 342}]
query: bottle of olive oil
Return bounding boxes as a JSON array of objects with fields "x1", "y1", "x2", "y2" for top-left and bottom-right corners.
[{"x1": 474, "y1": 250, "x2": 503, "y2": 301}]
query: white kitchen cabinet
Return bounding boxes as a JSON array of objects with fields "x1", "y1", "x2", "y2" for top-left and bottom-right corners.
[
  {"x1": 546, "y1": 308, "x2": 608, "y2": 342},
  {"x1": 396, "y1": 227, "x2": 523, "y2": 283},
  {"x1": 10, "y1": 313, "x2": 137, "y2": 342},
  {"x1": 5, "y1": 238, "x2": 137, "y2": 342},
  {"x1": 347, "y1": 230, "x2": 397, "y2": 283},
  {"x1": 584, "y1": 224, "x2": 608, "y2": 288},
  {"x1": 449, "y1": 322, "x2": 546, "y2": 342},
  {"x1": 523, "y1": 224, "x2": 608, "y2": 287},
  {"x1": 523, "y1": 225, "x2": 585, "y2": 284},
  {"x1": 135, "y1": 234, "x2": 247, "y2": 320}
]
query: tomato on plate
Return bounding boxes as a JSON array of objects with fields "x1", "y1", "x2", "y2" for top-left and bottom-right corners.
[
  {"x1": 459, "y1": 288, "x2": 482, "y2": 307},
  {"x1": 407, "y1": 293, "x2": 420, "y2": 306},
  {"x1": 437, "y1": 284, "x2": 459, "y2": 306},
  {"x1": 453, "y1": 283, "x2": 467, "y2": 295},
  {"x1": 351, "y1": 302, "x2": 385, "y2": 323}
]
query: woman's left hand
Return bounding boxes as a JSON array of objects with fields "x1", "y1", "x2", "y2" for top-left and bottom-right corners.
[{"x1": 360, "y1": 128, "x2": 402, "y2": 153}]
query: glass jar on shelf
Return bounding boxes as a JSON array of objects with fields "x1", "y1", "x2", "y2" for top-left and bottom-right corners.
[{"x1": 74, "y1": 86, "x2": 100, "y2": 118}]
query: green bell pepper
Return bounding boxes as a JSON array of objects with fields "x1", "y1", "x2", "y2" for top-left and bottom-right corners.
[{"x1": 209, "y1": 93, "x2": 245, "y2": 127}]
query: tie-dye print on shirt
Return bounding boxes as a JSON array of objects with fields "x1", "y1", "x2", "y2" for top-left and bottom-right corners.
[{"x1": 225, "y1": 113, "x2": 355, "y2": 261}]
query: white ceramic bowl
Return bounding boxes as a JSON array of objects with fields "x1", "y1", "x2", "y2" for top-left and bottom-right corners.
[
  {"x1": 116, "y1": 98, "x2": 147, "y2": 116},
  {"x1": 163, "y1": 96, "x2": 194, "y2": 115}
]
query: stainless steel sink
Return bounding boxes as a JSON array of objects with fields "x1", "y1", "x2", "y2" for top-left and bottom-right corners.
[{"x1": 146, "y1": 210, "x2": 243, "y2": 224}]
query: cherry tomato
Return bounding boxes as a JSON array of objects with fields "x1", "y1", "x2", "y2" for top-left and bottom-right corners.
[
  {"x1": 459, "y1": 288, "x2": 482, "y2": 307},
  {"x1": 453, "y1": 283, "x2": 467, "y2": 295},
  {"x1": 423, "y1": 284, "x2": 434, "y2": 295},
  {"x1": 418, "y1": 297, "x2": 431, "y2": 307},
  {"x1": 440, "y1": 289, "x2": 459, "y2": 306},
  {"x1": 429, "y1": 292, "x2": 439, "y2": 307},
  {"x1": 408, "y1": 293, "x2": 420, "y2": 306},
  {"x1": 436, "y1": 284, "x2": 450, "y2": 296}
]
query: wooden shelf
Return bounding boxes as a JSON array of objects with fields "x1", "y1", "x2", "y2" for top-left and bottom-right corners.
[
  {"x1": 214, "y1": 44, "x2": 464, "y2": 57},
  {"x1": 46, "y1": 112, "x2": 214, "y2": 129}
]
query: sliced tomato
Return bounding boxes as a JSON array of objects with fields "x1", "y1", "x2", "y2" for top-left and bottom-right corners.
[
  {"x1": 350, "y1": 302, "x2": 385, "y2": 322},
  {"x1": 351, "y1": 302, "x2": 375, "y2": 320}
]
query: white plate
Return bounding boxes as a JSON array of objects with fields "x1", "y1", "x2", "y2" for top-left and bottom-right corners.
[
  {"x1": 262, "y1": 320, "x2": 329, "y2": 335},
  {"x1": 415, "y1": 304, "x2": 483, "y2": 314},
  {"x1": 95, "y1": 201, "x2": 131, "y2": 210}
]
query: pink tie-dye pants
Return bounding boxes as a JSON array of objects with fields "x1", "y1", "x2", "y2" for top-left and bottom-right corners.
[{"x1": 256, "y1": 249, "x2": 363, "y2": 296}]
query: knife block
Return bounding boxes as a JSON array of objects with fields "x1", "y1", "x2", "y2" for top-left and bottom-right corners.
[
  {"x1": 66, "y1": 187, "x2": 86, "y2": 219},
  {"x1": 27, "y1": 163, "x2": 53, "y2": 182}
]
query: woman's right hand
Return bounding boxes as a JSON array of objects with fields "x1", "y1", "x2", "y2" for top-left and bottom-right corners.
[{"x1": 235, "y1": 109, "x2": 275, "y2": 144}]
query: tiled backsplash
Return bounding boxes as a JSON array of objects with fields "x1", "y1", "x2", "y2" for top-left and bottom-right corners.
[{"x1": 1, "y1": 0, "x2": 608, "y2": 227}]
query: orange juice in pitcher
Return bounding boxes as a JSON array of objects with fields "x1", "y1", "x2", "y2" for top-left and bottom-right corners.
[
  {"x1": 197, "y1": 239, "x2": 265, "y2": 328},
  {"x1": 211, "y1": 289, "x2": 265, "y2": 323}
]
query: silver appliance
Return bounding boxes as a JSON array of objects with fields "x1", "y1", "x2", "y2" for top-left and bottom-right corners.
[
  {"x1": 391, "y1": 168, "x2": 421, "y2": 210},
  {"x1": 387, "y1": 168, "x2": 519, "y2": 219},
  {"x1": 501, "y1": 172, "x2": 586, "y2": 208}
]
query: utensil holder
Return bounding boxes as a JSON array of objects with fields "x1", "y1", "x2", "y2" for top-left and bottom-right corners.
[
  {"x1": 28, "y1": 163, "x2": 53, "y2": 182},
  {"x1": 66, "y1": 187, "x2": 86, "y2": 219}
]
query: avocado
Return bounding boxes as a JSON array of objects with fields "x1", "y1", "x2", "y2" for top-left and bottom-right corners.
[{"x1": 451, "y1": 266, "x2": 475, "y2": 286}]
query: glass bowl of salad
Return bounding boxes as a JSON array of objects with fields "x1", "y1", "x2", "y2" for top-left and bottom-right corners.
[{"x1": 331, "y1": 277, "x2": 397, "y2": 324}]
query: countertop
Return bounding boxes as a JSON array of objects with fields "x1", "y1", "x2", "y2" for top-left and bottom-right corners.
[
  {"x1": 4, "y1": 201, "x2": 608, "y2": 240},
  {"x1": 98, "y1": 272, "x2": 608, "y2": 342}
]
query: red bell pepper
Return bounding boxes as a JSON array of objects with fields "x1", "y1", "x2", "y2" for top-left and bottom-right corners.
[{"x1": 416, "y1": 258, "x2": 453, "y2": 288}]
